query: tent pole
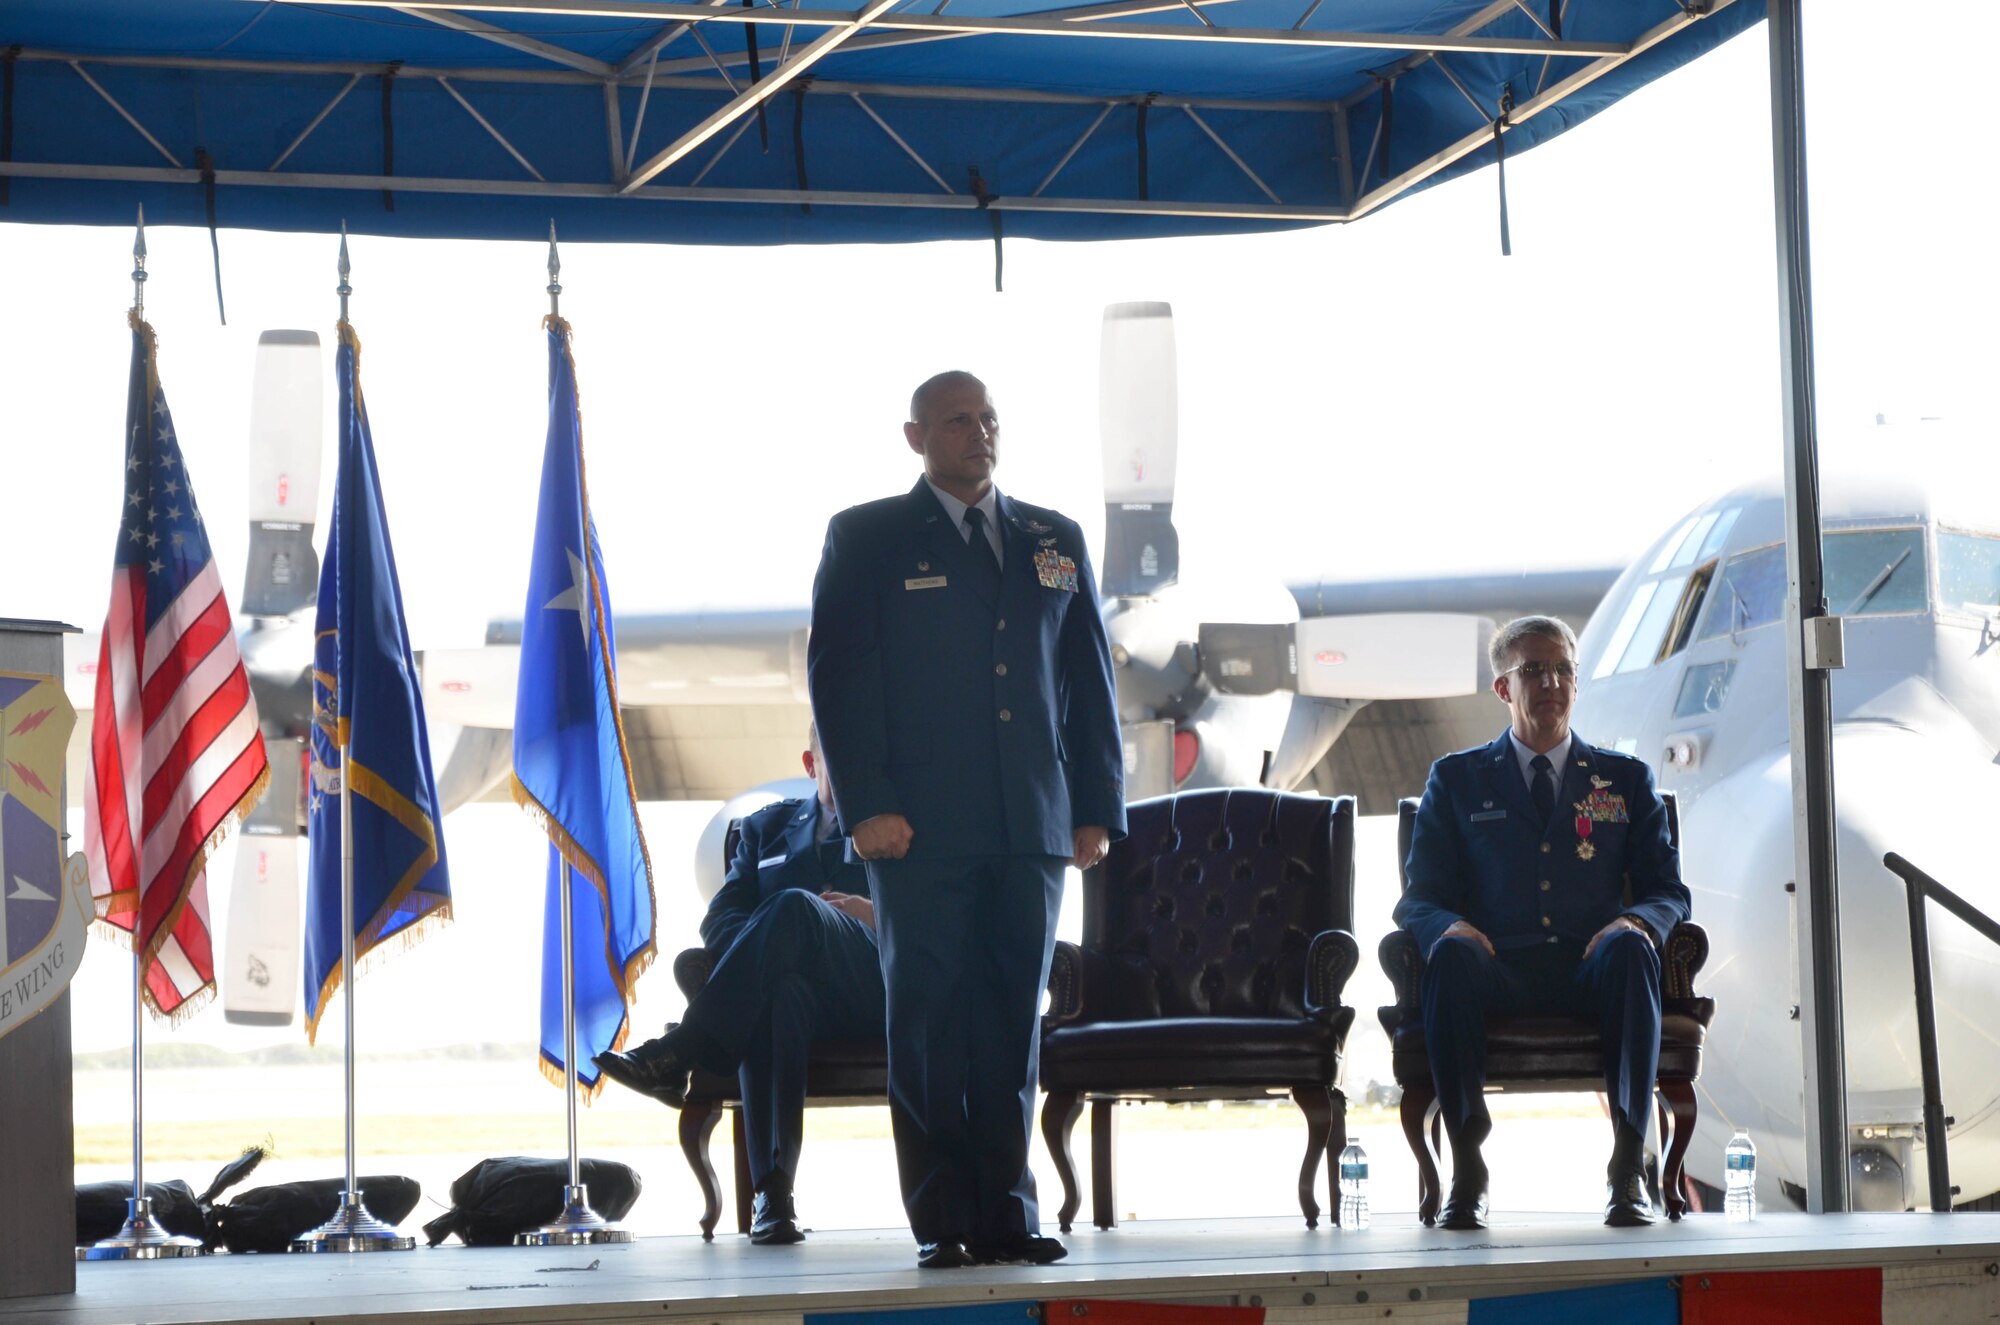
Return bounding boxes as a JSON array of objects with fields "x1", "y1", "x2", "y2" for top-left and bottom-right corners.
[{"x1": 1767, "y1": 0, "x2": 1848, "y2": 1215}]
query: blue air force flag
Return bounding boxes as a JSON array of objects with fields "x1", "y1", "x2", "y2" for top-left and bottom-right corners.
[
  {"x1": 304, "y1": 321, "x2": 452, "y2": 1042},
  {"x1": 512, "y1": 317, "x2": 656, "y2": 1092}
]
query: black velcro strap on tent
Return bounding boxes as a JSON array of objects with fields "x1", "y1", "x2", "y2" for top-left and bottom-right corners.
[
  {"x1": 1, "y1": 46, "x2": 19, "y2": 207},
  {"x1": 1549, "y1": 0, "x2": 1562, "y2": 40},
  {"x1": 422, "y1": 1157, "x2": 642, "y2": 1247},
  {"x1": 969, "y1": 166, "x2": 1003, "y2": 293},
  {"x1": 791, "y1": 78, "x2": 812, "y2": 214},
  {"x1": 380, "y1": 62, "x2": 401, "y2": 213},
  {"x1": 196, "y1": 147, "x2": 227, "y2": 324},
  {"x1": 1374, "y1": 74, "x2": 1395, "y2": 181},
  {"x1": 1135, "y1": 92, "x2": 1157, "y2": 200},
  {"x1": 1494, "y1": 84, "x2": 1513, "y2": 257},
  {"x1": 743, "y1": 0, "x2": 768, "y2": 152}
]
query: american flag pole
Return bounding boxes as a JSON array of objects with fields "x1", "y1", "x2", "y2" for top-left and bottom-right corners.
[{"x1": 80, "y1": 208, "x2": 204, "y2": 1262}]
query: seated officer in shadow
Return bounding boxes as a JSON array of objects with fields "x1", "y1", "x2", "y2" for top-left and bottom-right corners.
[
  {"x1": 1394, "y1": 614, "x2": 1690, "y2": 1231},
  {"x1": 595, "y1": 725, "x2": 884, "y2": 1245}
]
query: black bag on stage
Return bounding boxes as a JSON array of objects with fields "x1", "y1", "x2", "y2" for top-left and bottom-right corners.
[
  {"x1": 75, "y1": 1179, "x2": 204, "y2": 1245},
  {"x1": 75, "y1": 1146, "x2": 268, "y2": 1247},
  {"x1": 422, "y1": 1156, "x2": 642, "y2": 1247},
  {"x1": 211, "y1": 1175, "x2": 422, "y2": 1254}
]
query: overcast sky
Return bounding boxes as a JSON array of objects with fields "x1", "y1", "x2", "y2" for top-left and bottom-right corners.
[{"x1": 8, "y1": 2, "x2": 1996, "y2": 1055}]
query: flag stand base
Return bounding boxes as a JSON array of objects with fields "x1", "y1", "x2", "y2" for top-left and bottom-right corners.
[
  {"x1": 78, "y1": 1197, "x2": 205, "y2": 1260},
  {"x1": 514, "y1": 1185, "x2": 634, "y2": 1246},
  {"x1": 289, "y1": 1191, "x2": 415, "y2": 1253}
]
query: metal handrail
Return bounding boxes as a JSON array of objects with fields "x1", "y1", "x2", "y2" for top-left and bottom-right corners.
[{"x1": 1884, "y1": 851, "x2": 2000, "y2": 1213}]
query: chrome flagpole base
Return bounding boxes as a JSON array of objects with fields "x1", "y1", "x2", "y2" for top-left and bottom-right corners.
[
  {"x1": 289, "y1": 1191, "x2": 415, "y2": 1253},
  {"x1": 514, "y1": 1185, "x2": 633, "y2": 1246},
  {"x1": 78, "y1": 1197, "x2": 204, "y2": 1260}
]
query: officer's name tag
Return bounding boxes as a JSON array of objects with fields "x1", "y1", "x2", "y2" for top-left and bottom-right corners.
[
  {"x1": 905, "y1": 575, "x2": 948, "y2": 590},
  {"x1": 1469, "y1": 810, "x2": 1507, "y2": 823},
  {"x1": 758, "y1": 853, "x2": 789, "y2": 869}
]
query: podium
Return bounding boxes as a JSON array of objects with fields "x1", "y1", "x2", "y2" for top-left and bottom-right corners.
[{"x1": 0, "y1": 618, "x2": 79, "y2": 1299}]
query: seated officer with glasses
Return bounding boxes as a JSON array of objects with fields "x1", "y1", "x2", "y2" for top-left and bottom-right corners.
[{"x1": 1395, "y1": 615, "x2": 1689, "y2": 1231}]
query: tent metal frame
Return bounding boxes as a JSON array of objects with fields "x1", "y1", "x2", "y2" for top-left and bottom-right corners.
[
  {"x1": 1, "y1": 0, "x2": 1857, "y2": 1212},
  {"x1": 0, "y1": 0, "x2": 1745, "y2": 223}
]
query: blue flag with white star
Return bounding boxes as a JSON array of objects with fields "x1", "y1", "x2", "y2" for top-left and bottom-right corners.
[
  {"x1": 512, "y1": 316, "x2": 656, "y2": 1092},
  {"x1": 304, "y1": 319, "x2": 452, "y2": 1043}
]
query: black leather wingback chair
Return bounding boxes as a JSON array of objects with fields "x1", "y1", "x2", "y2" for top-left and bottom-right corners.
[
  {"x1": 1377, "y1": 792, "x2": 1714, "y2": 1223},
  {"x1": 671, "y1": 819, "x2": 890, "y2": 1239},
  {"x1": 1040, "y1": 789, "x2": 1360, "y2": 1230}
]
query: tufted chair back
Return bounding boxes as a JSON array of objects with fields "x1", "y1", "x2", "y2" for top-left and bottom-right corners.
[{"x1": 1089, "y1": 788, "x2": 1354, "y2": 1022}]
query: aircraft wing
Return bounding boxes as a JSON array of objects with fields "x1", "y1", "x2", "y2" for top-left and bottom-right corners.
[
  {"x1": 1287, "y1": 567, "x2": 1622, "y2": 626},
  {"x1": 423, "y1": 607, "x2": 811, "y2": 807},
  {"x1": 1285, "y1": 566, "x2": 1624, "y2": 814}
]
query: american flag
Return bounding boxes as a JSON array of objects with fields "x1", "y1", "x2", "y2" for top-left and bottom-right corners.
[{"x1": 85, "y1": 315, "x2": 269, "y2": 1022}]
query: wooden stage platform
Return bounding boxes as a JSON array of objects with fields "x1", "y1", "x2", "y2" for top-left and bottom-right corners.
[{"x1": 6, "y1": 1213, "x2": 1998, "y2": 1325}]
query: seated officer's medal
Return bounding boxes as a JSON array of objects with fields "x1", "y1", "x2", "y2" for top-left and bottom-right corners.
[{"x1": 1574, "y1": 809, "x2": 1596, "y2": 861}]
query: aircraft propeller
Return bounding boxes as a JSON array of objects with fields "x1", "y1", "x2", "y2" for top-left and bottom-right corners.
[
  {"x1": 1091, "y1": 301, "x2": 1493, "y2": 799},
  {"x1": 223, "y1": 330, "x2": 325, "y2": 1025}
]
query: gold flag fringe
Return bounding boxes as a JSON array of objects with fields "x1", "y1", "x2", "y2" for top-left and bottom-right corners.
[
  {"x1": 510, "y1": 775, "x2": 660, "y2": 1007},
  {"x1": 303, "y1": 754, "x2": 452, "y2": 1045}
]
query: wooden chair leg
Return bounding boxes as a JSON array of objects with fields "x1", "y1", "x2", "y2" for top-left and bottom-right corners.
[
  {"x1": 1401, "y1": 1084, "x2": 1442, "y2": 1227},
  {"x1": 1659, "y1": 1079, "x2": 1697, "y2": 1222},
  {"x1": 679, "y1": 1101, "x2": 724, "y2": 1240},
  {"x1": 1090, "y1": 1099, "x2": 1118, "y2": 1230},
  {"x1": 733, "y1": 1107, "x2": 754, "y2": 1235},
  {"x1": 1327, "y1": 1089, "x2": 1347, "y2": 1222},
  {"x1": 1041, "y1": 1091, "x2": 1084, "y2": 1233},
  {"x1": 1290, "y1": 1085, "x2": 1333, "y2": 1229}
]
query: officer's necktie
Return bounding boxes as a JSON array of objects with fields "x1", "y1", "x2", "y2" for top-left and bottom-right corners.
[
  {"x1": 963, "y1": 506, "x2": 1002, "y2": 594},
  {"x1": 1530, "y1": 753, "x2": 1556, "y2": 826}
]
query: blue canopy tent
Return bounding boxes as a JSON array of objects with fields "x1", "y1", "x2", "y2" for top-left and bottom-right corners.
[
  {"x1": 0, "y1": 0, "x2": 1760, "y2": 244},
  {"x1": 1, "y1": 0, "x2": 1861, "y2": 1217}
]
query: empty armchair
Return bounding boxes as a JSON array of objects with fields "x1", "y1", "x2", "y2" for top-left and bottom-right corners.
[{"x1": 1040, "y1": 788, "x2": 1360, "y2": 1230}]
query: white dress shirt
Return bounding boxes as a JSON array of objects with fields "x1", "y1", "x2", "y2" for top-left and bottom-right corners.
[
  {"x1": 1509, "y1": 729, "x2": 1573, "y2": 803},
  {"x1": 924, "y1": 478, "x2": 1004, "y2": 568}
]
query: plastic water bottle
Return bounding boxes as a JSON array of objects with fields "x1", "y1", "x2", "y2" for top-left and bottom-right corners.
[
  {"x1": 1724, "y1": 1129, "x2": 1757, "y2": 1222},
  {"x1": 1338, "y1": 1138, "x2": 1370, "y2": 1229}
]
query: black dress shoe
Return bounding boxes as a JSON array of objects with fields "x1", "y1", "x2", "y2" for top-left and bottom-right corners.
[
  {"x1": 592, "y1": 1038, "x2": 689, "y2": 1108},
  {"x1": 749, "y1": 1187, "x2": 804, "y2": 1245},
  {"x1": 1438, "y1": 1174, "x2": 1490, "y2": 1231},
  {"x1": 1604, "y1": 1164, "x2": 1657, "y2": 1227},
  {"x1": 917, "y1": 1241, "x2": 975, "y2": 1269},
  {"x1": 970, "y1": 1233, "x2": 1068, "y2": 1265},
  {"x1": 1604, "y1": 1117, "x2": 1656, "y2": 1227}
]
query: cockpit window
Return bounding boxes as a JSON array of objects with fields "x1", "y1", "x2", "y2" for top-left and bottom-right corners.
[
  {"x1": 1616, "y1": 572, "x2": 1690, "y2": 672},
  {"x1": 1648, "y1": 519, "x2": 1699, "y2": 575},
  {"x1": 1696, "y1": 542, "x2": 1786, "y2": 642},
  {"x1": 1696, "y1": 508, "x2": 1740, "y2": 562},
  {"x1": 1593, "y1": 580, "x2": 1661, "y2": 679},
  {"x1": 1826, "y1": 528, "x2": 1927, "y2": 616},
  {"x1": 1669, "y1": 515, "x2": 1718, "y2": 570},
  {"x1": 1939, "y1": 531, "x2": 2000, "y2": 617},
  {"x1": 1674, "y1": 660, "x2": 1737, "y2": 718}
]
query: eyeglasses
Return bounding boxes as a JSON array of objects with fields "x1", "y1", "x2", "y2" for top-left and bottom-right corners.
[{"x1": 1504, "y1": 660, "x2": 1578, "y2": 685}]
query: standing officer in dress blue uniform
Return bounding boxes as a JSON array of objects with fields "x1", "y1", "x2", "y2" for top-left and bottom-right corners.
[
  {"x1": 807, "y1": 370, "x2": 1125, "y2": 1270},
  {"x1": 594, "y1": 726, "x2": 882, "y2": 1246},
  {"x1": 1396, "y1": 615, "x2": 1688, "y2": 1231}
]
